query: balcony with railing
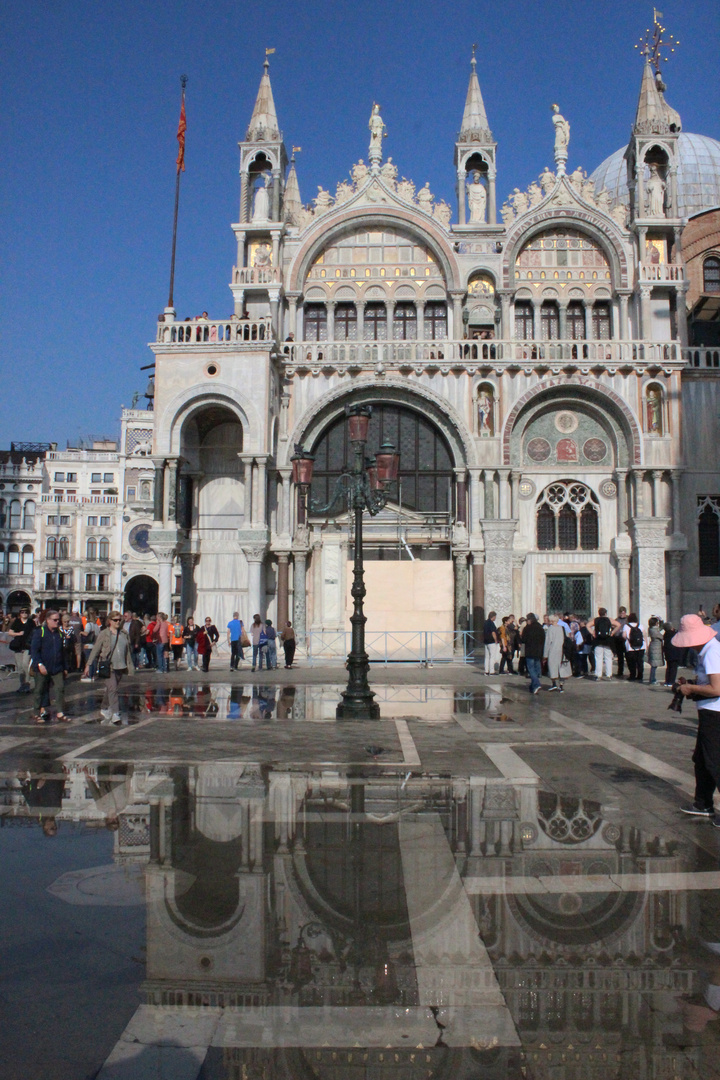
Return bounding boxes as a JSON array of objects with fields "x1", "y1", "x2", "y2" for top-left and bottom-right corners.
[
  {"x1": 156, "y1": 317, "x2": 273, "y2": 346},
  {"x1": 683, "y1": 347, "x2": 720, "y2": 371},
  {"x1": 281, "y1": 338, "x2": 686, "y2": 371},
  {"x1": 232, "y1": 266, "x2": 282, "y2": 286},
  {"x1": 40, "y1": 494, "x2": 118, "y2": 505},
  {"x1": 47, "y1": 450, "x2": 118, "y2": 462},
  {"x1": 638, "y1": 262, "x2": 686, "y2": 283}
]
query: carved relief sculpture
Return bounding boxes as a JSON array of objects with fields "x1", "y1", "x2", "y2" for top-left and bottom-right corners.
[
  {"x1": 351, "y1": 160, "x2": 369, "y2": 187},
  {"x1": 380, "y1": 157, "x2": 397, "y2": 187},
  {"x1": 416, "y1": 182, "x2": 433, "y2": 214},
  {"x1": 432, "y1": 200, "x2": 452, "y2": 228},
  {"x1": 467, "y1": 171, "x2": 487, "y2": 222}
]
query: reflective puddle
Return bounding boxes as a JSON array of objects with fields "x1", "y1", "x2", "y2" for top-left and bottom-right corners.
[{"x1": 1, "y1": 751, "x2": 718, "y2": 1078}]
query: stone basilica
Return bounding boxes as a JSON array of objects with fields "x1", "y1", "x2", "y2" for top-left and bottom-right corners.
[{"x1": 140, "y1": 46, "x2": 720, "y2": 646}]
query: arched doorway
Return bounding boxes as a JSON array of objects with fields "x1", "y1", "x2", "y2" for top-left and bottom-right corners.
[
  {"x1": 124, "y1": 575, "x2": 158, "y2": 616},
  {"x1": 6, "y1": 590, "x2": 31, "y2": 614}
]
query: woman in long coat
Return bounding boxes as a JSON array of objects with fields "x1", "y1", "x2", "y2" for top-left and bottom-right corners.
[
  {"x1": 543, "y1": 614, "x2": 566, "y2": 692},
  {"x1": 647, "y1": 618, "x2": 664, "y2": 684}
]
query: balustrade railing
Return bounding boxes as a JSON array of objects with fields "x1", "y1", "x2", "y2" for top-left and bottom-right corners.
[
  {"x1": 157, "y1": 317, "x2": 273, "y2": 345},
  {"x1": 232, "y1": 266, "x2": 281, "y2": 285},
  {"x1": 638, "y1": 262, "x2": 685, "y2": 282},
  {"x1": 40, "y1": 494, "x2": 118, "y2": 505},
  {"x1": 283, "y1": 338, "x2": 685, "y2": 366},
  {"x1": 47, "y1": 450, "x2": 118, "y2": 462},
  {"x1": 684, "y1": 347, "x2": 720, "y2": 370}
]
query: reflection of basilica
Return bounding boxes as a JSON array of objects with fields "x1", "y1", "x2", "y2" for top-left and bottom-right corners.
[{"x1": 6, "y1": 755, "x2": 716, "y2": 1077}]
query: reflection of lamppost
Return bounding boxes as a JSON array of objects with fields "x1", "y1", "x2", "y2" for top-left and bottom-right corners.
[{"x1": 291, "y1": 404, "x2": 399, "y2": 720}]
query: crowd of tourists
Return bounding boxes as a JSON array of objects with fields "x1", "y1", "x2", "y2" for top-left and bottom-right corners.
[
  {"x1": 482, "y1": 605, "x2": 720, "y2": 695},
  {"x1": 0, "y1": 606, "x2": 297, "y2": 725}
]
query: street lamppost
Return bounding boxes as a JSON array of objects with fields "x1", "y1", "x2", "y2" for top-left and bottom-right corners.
[{"x1": 291, "y1": 404, "x2": 400, "y2": 720}]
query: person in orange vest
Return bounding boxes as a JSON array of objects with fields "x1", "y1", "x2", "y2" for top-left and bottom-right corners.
[{"x1": 170, "y1": 617, "x2": 185, "y2": 671}]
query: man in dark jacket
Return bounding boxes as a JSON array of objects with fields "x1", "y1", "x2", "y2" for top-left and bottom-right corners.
[
  {"x1": 29, "y1": 611, "x2": 69, "y2": 722},
  {"x1": 521, "y1": 613, "x2": 546, "y2": 695}
]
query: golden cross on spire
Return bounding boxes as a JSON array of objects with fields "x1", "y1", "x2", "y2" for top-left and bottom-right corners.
[{"x1": 634, "y1": 11, "x2": 679, "y2": 76}]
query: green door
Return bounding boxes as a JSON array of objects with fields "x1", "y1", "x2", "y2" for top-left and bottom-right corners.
[{"x1": 546, "y1": 575, "x2": 592, "y2": 619}]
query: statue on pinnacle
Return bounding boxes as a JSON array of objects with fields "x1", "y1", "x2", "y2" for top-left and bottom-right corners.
[
  {"x1": 551, "y1": 104, "x2": 570, "y2": 177},
  {"x1": 368, "y1": 103, "x2": 386, "y2": 171}
]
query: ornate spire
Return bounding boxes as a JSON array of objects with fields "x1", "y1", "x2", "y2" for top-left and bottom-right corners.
[
  {"x1": 633, "y1": 57, "x2": 681, "y2": 135},
  {"x1": 459, "y1": 48, "x2": 492, "y2": 142},
  {"x1": 284, "y1": 148, "x2": 302, "y2": 224},
  {"x1": 246, "y1": 53, "x2": 281, "y2": 141}
]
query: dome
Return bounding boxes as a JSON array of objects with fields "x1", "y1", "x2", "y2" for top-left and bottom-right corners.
[{"x1": 590, "y1": 133, "x2": 720, "y2": 220}]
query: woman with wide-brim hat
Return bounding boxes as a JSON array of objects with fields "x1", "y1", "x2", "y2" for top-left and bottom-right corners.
[{"x1": 673, "y1": 615, "x2": 720, "y2": 823}]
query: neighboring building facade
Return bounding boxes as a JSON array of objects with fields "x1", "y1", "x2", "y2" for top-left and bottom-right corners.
[
  {"x1": 0, "y1": 445, "x2": 46, "y2": 612},
  {"x1": 142, "y1": 48, "x2": 720, "y2": 641}
]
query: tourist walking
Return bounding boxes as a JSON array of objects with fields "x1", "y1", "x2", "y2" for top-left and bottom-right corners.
[
  {"x1": 249, "y1": 614, "x2": 264, "y2": 671},
  {"x1": 127, "y1": 613, "x2": 143, "y2": 671},
  {"x1": 30, "y1": 610, "x2": 69, "y2": 722},
  {"x1": 8, "y1": 606, "x2": 36, "y2": 693},
  {"x1": 483, "y1": 611, "x2": 499, "y2": 676},
  {"x1": 674, "y1": 615, "x2": 720, "y2": 823},
  {"x1": 589, "y1": 607, "x2": 615, "y2": 680},
  {"x1": 170, "y1": 617, "x2": 185, "y2": 670},
  {"x1": 83, "y1": 611, "x2": 131, "y2": 725},
  {"x1": 623, "y1": 614, "x2": 646, "y2": 682},
  {"x1": 264, "y1": 620, "x2": 278, "y2": 669},
  {"x1": 281, "y1": 621, "x2": 296, "y2": 668},
  {"x1": 184, "y1": 617, "x2": 198, "y2": 670},
  {"x1": 143, "y1": 615, "x2": 156, "y2": 669},
  {"x1": 647, "y1": 617, "x2": 664, "y2": 685},
  {"x1": 498, "y1": 616, "x2": 515, "y2": 675},
  {"x1": 227, "y1": 611, "x2": 245, "y2": 670},
  {"x1": 197, "y1": 617, "x2": 219, "y2": 673},
  {"x1": 521, "y1": 613, "x2": 545, "y2": 694},
  {"x1": 544, "y1": 614, "x2": 566, "y2": 692},
  {"x1": 59, "y1": 613, "x2": 77, "y2": 672}
]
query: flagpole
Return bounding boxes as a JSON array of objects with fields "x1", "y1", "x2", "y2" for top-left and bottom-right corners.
[{"x1": 168, "y1": 75, "x2": 188, "y2": 310}]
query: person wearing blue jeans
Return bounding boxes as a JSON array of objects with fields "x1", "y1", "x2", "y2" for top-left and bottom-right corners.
[
  {"x1": 264, "y1": 620, "x2": 277, "y2": 669},
  {"x1": 521, "y1": 613, "x2": 546, "y2": 695}
]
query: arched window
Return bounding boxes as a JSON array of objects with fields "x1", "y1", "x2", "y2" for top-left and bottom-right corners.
[
  {"x1": 22, "y1": 501, "x2": 35, "y2": 529},
  {"x1": 364, "y1": 303, "x2": 387, "y2": 341},
  {"x1": 592, "y1": 302, "x2": 612, "y2": 340},
  {"x1": 537, "y1": 504, "x2": 556, "y2": 550},
  {"x1": 0, "y1": 499, "x2": 6, "y2": 528},
  {"x1": 21, "y1": 546, "x2": 33, "y2": 575},
  {"x1": 335, "y1": 303, "x2": 357, "y2": 341},
  {"x1": 98, "y1": 538, "x2": 110, "y2": 560},
  {"x1": 310, "y1": 403, "x2": 453, "y2": 515},
  {"x1": 515, "y1": 302, "x2": 534, "y2": 339},
  {"x1": 9, "y1": 500, "x2": 21, "y2": 530},
  {"x1": 541, "y1": 302, "x2": 559, "y2": 340},
  {"x1": 698, "y1": 499, "x2": 720, "y2": 577},
  {"x1": 567, "y1": 302, "x2": 585, "y2": 340},
  {"x1": 58, "y1": 536, "x2": 69, "y2": 560},
  {"x1": 304, "y1": 304, "x2": 327, "y2": 341},
  {"x1": 0, "y1": 545, "x2": 5, "y2": 575},
  {"x1": 46, "y1": 537, "x2": 57, "y2": 559},
  {"x1": 704, "y1": 257, "x2": 720, "y2": 294},
  {"x1": 7, "y1": 545, "x2": 19, "y2": 574},
  {"x1": 536, "y1": 482, "x2": 600, "y2": 552},
  {"x1": 86, "y1": 537, "x2": 97, "y2": 560}
]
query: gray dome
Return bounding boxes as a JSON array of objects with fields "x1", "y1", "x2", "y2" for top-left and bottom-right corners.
[{"x1": 590, "y1": 132, "x2": 720, "y2": 220}]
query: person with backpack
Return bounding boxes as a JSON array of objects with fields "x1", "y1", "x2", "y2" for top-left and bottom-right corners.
[
  {"x1": 623, "y1": 613, "x2": 646, "y2": 682},
  {"x1": 588, "y1": 607, "x2": 617, "y2": 680}
]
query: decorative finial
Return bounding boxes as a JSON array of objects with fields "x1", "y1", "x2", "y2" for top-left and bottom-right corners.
[
  {"x1": 264, "y1": 46, "x2": 275, "y2": 71},
  {"x1": 291, "y1": 145, "x2": 302, "y2": 162},
  {"x1": 634, "y1": 12, "x2": 679, "y2": 79},
  {"x1": 471, "y1": 43, "x2": 477, "y2": 68}
]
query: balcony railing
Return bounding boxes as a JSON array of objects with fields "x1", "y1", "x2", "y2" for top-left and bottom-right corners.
[
  {"x1": 684, "y1": 347, "x2": 720, "y2": 370},
  {"x1": 40, "y1": 495, "x2": 118, "y2": 505},
  {"x1": 156, "y1": 317, "x2": 273, "y2": 346},
  {"x1": 232, "y1": 266, "x2": 281, "y2": 286},
  {"x1": 281, "y1": 338, "x2": 685, "y2": 368},
  {"x1": 638, "y1": 262, "x2": 686, "y2": 283},
  {"x1": 47, "y1": 451, "x2": 118, "y2": 462}
]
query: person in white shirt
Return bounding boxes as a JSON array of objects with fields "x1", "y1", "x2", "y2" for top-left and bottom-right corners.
[{"x1": 675, "y1": 614, "x2": 720, "y2": 824}]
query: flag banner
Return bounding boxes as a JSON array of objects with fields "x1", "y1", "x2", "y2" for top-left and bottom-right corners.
[{"x1": 176, "y1": 95, "x2": 186, "y2": 174}]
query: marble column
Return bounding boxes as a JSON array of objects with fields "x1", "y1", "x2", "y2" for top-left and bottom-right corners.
[
  {"x1": 616, "y1": 554, "x2": 631, "y2": 613},
  {"x1": 531, "y1": 299, "x2": 542, "y2": 341},
  {"x1": 287, "y1": 295, "x2": 299, "y2": 339},
  {"x1": 450, "y1": 293, "x2": 464, "y2": 340},
  {"x1": 499, "y1": 293, "x2": 512, "y2": 339},
  {"x1": 651, "y1": 470, "x2": 663, "y2": 517},
  {"x1": 630, "y1": 469, "x2": 645, "y2": 517},
  {"x1": 271, "y1": 170, "x2": 281, "y2": 221},
  {"x1": 676, "y1": 284, "x2": 689, "y2": 347},
  {"x1": 240, "y1": 173, "x2": 250, "y2": 223},
  {"x1": 179, "y1": 552, "x2": 196, "y2": 621},
  {"x1": 639, "y1": 286, "x2": 652, "y2": 341},
  {"x1": 152, "y1": 459, "x2": 165, "y2": 523},
  {"x1": 326, "y1": 301, "x2": 336, "y2": 342},
  {"x1": 292, "y1": 550, "x2": 308, "y2": 644},
  {"x1": 355, "y1": 301, "x2": 364, "y2": 341},
  {"x1": 468, "y1": 468, "x2": 482, "y2": 528},
  {"x1": 512, "y1": 554, "x2": 525, "y2": 617},
  {"x1": 154, "y1": 549, "x2": 175, "y2": 616},
  {"x1": 457, "y1": 170, "x2": 466, "y2": 226},
  {"x1": 498, "y1": 468, "x2": 511, "y2": 519},
  {"x1": 455, "y1": 469, "x2": 467, "y2": 526},
  {"x1": 278, "y1": 469, "x2": 292, "y2": 538},
  {"x1": 510, "y1": 473, "x2": 520, "y2": 520},
  {"x1": 671, "y1": 470, "x2": 682, "y2": 534},
  {"x1": 619, "y1": 293, "x2": 630, "y2": 341},
  {"x1": 615, "y1": 469, "x2": 629, "y2": 534},
  {"x1": 416, "y1": 300, "x2": 425, "y2": 340},
  {"x1": 243, "y1": 546, "x2": 266, "y2": 619},
  {"x1": 276, "y1": 554, "x2": 289, "y2": 630},
  {"x1": 483, "y1": 469, "x2": 495, "y2": 519},
  {"x1": 488, "y1": 169, "x2": 497, "y2": 225},
  {"x1": 558, "y1": 302, "x2": 568, "y2": 341},
  {"x1": 630, "y1": 518, "x2": 670, "y2": 625},
  {"x1": 454, "y1": 551, "x2": 469, "y2": 639},
  {"x1": 480, "y1": 520, "x2": 516, "y2": 618},
  {"x1": 668, "y1": 550, "x2": 684, "y2": 627},
  {"x1": 472, "y1": 555, "x2": 485, "y2": 641}
]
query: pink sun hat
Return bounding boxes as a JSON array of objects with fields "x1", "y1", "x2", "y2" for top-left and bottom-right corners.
[{"x1": 671, "y1": 614, "x2": 718, "y2": 649}]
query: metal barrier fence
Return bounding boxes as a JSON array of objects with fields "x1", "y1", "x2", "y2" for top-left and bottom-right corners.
[{"x1": 305, "y1": 630, "x2": 477, "y2": 665}]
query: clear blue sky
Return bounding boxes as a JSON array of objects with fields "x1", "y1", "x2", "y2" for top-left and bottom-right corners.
[{"x1": 2, "y1": 0, "x2": 718, "y2": 446}]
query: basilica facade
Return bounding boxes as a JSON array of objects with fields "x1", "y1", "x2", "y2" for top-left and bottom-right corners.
[{"x1": 142, "y1": 50, "x2": 720, "y2": 646}]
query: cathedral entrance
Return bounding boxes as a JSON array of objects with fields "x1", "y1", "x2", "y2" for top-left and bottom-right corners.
[{"x1": 546, "y1": 575, "x2": 592, "y2": 619}]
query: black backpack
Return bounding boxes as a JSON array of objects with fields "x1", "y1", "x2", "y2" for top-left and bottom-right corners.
[
  {"x1": 628, "y1": 625, "x2": 644, "y2": 649},
  {"x1": 594, "y1": 616, "x2": 612, "y2": 643}
]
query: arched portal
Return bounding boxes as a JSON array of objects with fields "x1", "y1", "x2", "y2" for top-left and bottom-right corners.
[
  {"x1": 6, "y1": 590, "x2": 31, "y2": 614},
  {"x1": 124, "y1": 575, "x2": 158, "y2": 616}
]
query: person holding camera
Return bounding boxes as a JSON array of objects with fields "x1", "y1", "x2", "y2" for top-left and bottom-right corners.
[{"x1": 674, "y1": 614, "x2": 720, "y2": 824}]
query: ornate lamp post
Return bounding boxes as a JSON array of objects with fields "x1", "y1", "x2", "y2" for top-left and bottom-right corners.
[{"x1": 291, "y1": 405, "x2": 399, "y2": 719}]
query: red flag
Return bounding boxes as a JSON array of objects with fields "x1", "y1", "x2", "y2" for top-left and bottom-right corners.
[{"x1": 176, "y1": 94, "x2": 186, "y2": 174}]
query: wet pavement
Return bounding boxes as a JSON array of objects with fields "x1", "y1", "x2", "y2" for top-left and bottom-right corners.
[{"x1": 1, "y1": 666, "x2": 720, "y2": 1078}]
